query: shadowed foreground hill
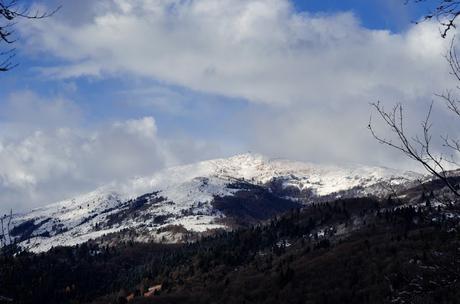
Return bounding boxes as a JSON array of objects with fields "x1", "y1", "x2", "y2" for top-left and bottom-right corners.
[{"x1": 2, "y1": 195, "x2": 460, "y2": 304}]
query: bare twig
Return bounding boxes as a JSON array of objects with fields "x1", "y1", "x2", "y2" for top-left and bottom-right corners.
[
  {"x1": 408, "y1": 0, "x2": 460, "y2": 38},
  {"x1": 0, "y1": 0, "x2": 60, "y2": 71},
  {"x1": 369, "y1": 101, "x2": 460, "y2": 196},
  {"x1": 0, "y1": 216, "x2": 5, "y2": 248},
  {"x1": 6, "y1": 209, "x2": 12, "y2": 246}
]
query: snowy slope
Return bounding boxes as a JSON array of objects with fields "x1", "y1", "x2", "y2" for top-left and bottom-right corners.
[{"x1": 9, "y1": 153, "x2": 423, "y2": 252}]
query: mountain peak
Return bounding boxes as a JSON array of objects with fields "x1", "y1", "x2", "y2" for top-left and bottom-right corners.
[{"x1": 10, "y1": 153, "x2": 424, "y2": 252}]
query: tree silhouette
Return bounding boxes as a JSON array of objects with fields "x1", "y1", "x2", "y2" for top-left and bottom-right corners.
[
  {"x1": 408, "y1": 0, "x2": 460, "y2": 38},
  {"x1": 369, "y1": 2, "x2": 460, "y2": 196},
  {"x1": 0, "y1": 0, "x2": 59, "y2": 71}
]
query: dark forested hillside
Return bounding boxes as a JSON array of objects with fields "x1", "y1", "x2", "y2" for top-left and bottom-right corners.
[{"x1": 1, "y1": 196, "x2": 460, "y2": 304}]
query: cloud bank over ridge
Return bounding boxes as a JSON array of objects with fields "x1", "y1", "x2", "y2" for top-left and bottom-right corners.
[{"x1": 2, "y1": 0, "x2": 459, "y2": 212}]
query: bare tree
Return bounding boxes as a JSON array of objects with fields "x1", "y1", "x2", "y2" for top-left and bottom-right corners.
[
  {"x1": 0, "y1": 210, "x2": 16, "y2": 303},
  {"x1": 0, "y1": 0, "x2": 60, "y2": 71},
  {"x1": 408, "y1": 0, "x2": 460, "y2": 38},
  {"x1": 369, "y1": 39, "x2": 460, "y2": 198},
  {"x1": 368, "y1": 2, "x2": 460, "y2": 197},
  {"x1": 369, "y1": 101, "x2": 460, "y2": 197},
  {"x1": 0, "y1": 210, "x2": 20, "y2": 257}
]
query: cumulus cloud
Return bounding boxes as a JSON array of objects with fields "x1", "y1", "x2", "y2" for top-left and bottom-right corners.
[
  {"x1": 19, "y1": 1, "x2": 460, "y2": 153},
  {"x1": 21, "y1": 0, "x2": 454, "y2": 106},
  {"x1": 6, "y1": 0, "x2": 460, "y2": 212},
  {"x1": 0, "y1": 92, "x2": 220, "y2": 213}
]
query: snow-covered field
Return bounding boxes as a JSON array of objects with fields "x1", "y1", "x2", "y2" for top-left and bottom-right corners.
[{"x1": 10, "y1": 153, "x2": 423, "y2": 252}]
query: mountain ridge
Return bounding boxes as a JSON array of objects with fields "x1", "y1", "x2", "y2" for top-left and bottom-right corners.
[{"x1": 9, "y1": 153, "x2": 425, "y2": 252}]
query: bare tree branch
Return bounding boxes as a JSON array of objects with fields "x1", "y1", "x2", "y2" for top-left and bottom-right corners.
[
  {"x1": 0, "y1": 0, "x2": 60, "y2": 71},
  {"x1": 368, "y1": 101, "x2": 460, "y2": 197},
  {"x1": 407, "y1": 0, "x2": 460, "y2": 38},
  {"x1": 0, "y1": 210, "x2": 21, "y2": 257}
]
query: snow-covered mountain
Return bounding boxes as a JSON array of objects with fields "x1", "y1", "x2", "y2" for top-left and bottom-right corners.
[{"x1": 9, "y1": 153, "x2": 423, "y2": 252}]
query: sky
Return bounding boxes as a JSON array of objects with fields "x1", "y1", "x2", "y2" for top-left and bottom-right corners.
[{"x1": 0, "y1": 0, "x2": 459, "y2": 213}]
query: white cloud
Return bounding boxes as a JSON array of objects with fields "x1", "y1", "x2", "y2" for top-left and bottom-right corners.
[
  {"x1": 113, "y1": 117, "x2": 158, "y2": 139},
  {"x1": 21, "y1": 0, "x2": 455, "y2": 107},
  {"x1": 6, "y1": 0, "x2": 460, "y2": 211},
  {"x1": 0, "y1": 92, "x2": 221, "y2": 214},
  {"x1": 1, "y1": 91, "x2": 82, "y2": 131}
]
